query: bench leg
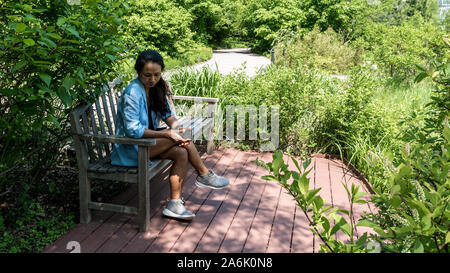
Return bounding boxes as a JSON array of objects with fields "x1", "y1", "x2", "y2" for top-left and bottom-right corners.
[
  {"x1": 79, "y1": 173, "x2": 91, "y2": 224},
  {"x1": 206, "y1": 124, "x2": 214, "y2": 154},
  {"x1": 138, "y1": 146, "x2": 150, "y2": 232},
  {"x1": 207, "y1": 140, "x2": 214, "y2": 154}
]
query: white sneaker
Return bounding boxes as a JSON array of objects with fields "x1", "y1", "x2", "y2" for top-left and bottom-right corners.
[{"x1": 162, "y1": 198, "x2": 195, "y2": 220}]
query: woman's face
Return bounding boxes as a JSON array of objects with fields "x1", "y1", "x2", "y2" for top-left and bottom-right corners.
[{"x1": 139, "y1": 61, "x2": 162, "y2": 89}]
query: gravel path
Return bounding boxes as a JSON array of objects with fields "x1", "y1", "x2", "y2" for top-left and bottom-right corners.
[{"x1": 164, "y1": 48, "x2": 271, "y2": 78}]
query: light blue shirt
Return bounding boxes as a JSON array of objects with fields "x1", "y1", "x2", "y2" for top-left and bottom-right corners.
[{"x1": 110, "y1": 78, "x2": 174, "y2": 167}]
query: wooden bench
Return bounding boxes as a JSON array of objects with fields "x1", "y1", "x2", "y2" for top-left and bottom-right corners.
[{"x1": 69, "y1": 79, "x2": 218, "y2": 232}]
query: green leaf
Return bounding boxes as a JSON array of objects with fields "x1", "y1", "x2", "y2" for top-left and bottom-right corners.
[
  {"x1": 57, "y1": 86, "x2": 72, "y2": 106},
  {"x1": 422, "y1": 213, "x2": 431, "y2": 230},
  {"x1": 443, "y1": 125, "x2": 450, "y2": 143},
  {"x1": 0, "y1": 89, "x2": 15, "y2": 96},
  {"x1": 414, "y1": 72, "x2": 428, "y2": 83},
  {"x1": 106, "y1": 54, "x2": 116, "y2": 62},
  {"x1": 261, "y1": 175, "x2": 279, "y2": 182},
  {"x1": 23, "y1": 38, "x2": 35, "y2": 46},
  {"x1": 391, "y1": 195, "x2": 402, "y2": 208},
  {"x1": 313, "y1": 195, "x2": 324, "y2": 210},
  {"x1": 330, "y1": 216, "x2": 349, "y2": 237},
  {"x1": 22, "y1": 88, "x2": 34, "y2": 95},
  {"x1": 306, "y1": 188, "x2": 321, "y2": 202},
  {"x1": 48, "y1": 33, "x2": 62, "y2": 40},
  {"x1": 356, "y1": 232, "x2": 367, "y2": 247},
  {"x1": 271, "y1": 150, "x2": 284, "y2": 173},
  {"x1": 291, "y1": 171, "x2": 300, "y2": 181},
  {"x1": 41, "y1": 37, "x2": 57, "y2": 48},
  {"x1": 357, "y1": 219, "x2": 377, "y2": 229},
  {"x1": 390, "y1": 185, "x2": 401, "y2": 196},
  {"x1": 63, "y1": 77, "x2": 75, "y2": 92},
  {"x1": 415, "y1": 64, "x2": 426, "y2": 71},
  {"x1": 337, "y1": 209, "x2": 349, "y2": 216},
  {"x1": 412, "y1": 239, "x2": 424, "y2": 253},
  {"x1": 302, "y1": 159, "x2": 311, "y2": 171},
  {"x1": 57, "y1": 17, "x2": 66, "y2": 26},
  {"x1": 49, "y1": 116, "x2": 61, "y2": 130},
  {"x1": 354, "y1": 191, "x2": 367, "y2": 201},
  {"x1": 396, "y1": 164, "x2": 412, "y2": 180},
  {"x1": 66, "y1": 26, "x2": 80, "y2": 38},
  {"x1": 15, "y1": 23, "x2": 27, "y2": 32},
  {"x1": 321, "y1": 217, "x2": 330, "y2": 234},
  {"x1": 36, "y1": 84, "x2": 56, "y2": 96},
  {"x1": 12, "y1": 61, "x2": 27, "y2": 72},
  {"x1": 299, "y1": 175, "x2": 309, "y2": 195},
  {"x1": 23, "y1": 4, "x2": 32, "y2": 12},
  {"x1": 291, "y1": 157, "x2": 302, "y2": 172},
  {"x1": 446, "y1": 232, "x2": 450, "y2": 244},
  {"x1": 39, "y1": 73, "x2": 51, "y2": 86}
]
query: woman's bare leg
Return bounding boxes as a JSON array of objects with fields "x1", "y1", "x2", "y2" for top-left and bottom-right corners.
[
  {"x1": 154, "y1": 145, "x2": 189, "y2": 200},
  {"x1": 183, "y1": 141, "x2": 209, "y2": 175},
  {"x1": 149, "y1": 137, "x2": 209, "y2": 175},
  {"x1": 148, "y1": 138, "x2": 209, "y2": 199},
  {"x1": 147, "y1": 137, "x2": 177, "y2": 158}
]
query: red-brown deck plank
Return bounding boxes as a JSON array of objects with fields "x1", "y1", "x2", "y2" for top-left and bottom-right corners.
[
  {"x1": 241, "y1": 153, "x2": 283, "y2": 253},
  {"x1": 195, "y1": 152, "x2": 271, "y2": 253},
  {"x1": 42, "y1": 148, "x2": 375, "y2": 254},
  {"x1": 339, "y1": 162, "x2": 376, "y2": 239},
  {"x1": 216, "y1": 153, "x2": 271, "y2": 253},
  {"x1": 119, "y1": 147, "x2": 226, "y2": 253},
  {"x1": 265, "y1": 154, "x2": 298, "y2": 253},
  {"x1": 328, "y1": 158, "x2": 350, "y2": 242},
  {"x1": 289, "y1": 155, "x2": 315, "y2": 253},
  {"x1": 144, "y1": 147, "x2": 240, "y2": 253},
  {"x1": 42, "y1": 182, "x2": 137, "y2": 253},
  {"x1": 96, "y1": 155, "x2": 207, "y2": 253},
  {"x1": 169, "y1": 151, "x2": 256, "y2": 253},
  {"x1": 313, "y1": 157, "x2": 334, "y2": 252}
]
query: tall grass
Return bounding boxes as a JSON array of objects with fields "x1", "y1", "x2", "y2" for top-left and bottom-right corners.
[
  {"x1": 332, "y1": 79, "x2": 434, "y2": 192},
  {"x1": 166, "y1": 65, "x2": 434, "y2": 194}
]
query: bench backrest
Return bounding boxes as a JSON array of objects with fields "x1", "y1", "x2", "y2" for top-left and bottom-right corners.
[
  {"x1": 70, "y1": 84, "x2": 120, "y2": 164},
  {"x1": 70, "y1": 77, "x2": 181, "y2": 165}
]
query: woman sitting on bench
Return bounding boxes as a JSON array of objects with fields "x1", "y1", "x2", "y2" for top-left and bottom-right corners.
[{"x1": 110, "y1": 49, "x2": 229, "y2": 221}]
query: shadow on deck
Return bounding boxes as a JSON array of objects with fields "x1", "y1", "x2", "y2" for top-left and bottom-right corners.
[{"x1": 43, "y1": 146, "x2": 374, "y2": 253}]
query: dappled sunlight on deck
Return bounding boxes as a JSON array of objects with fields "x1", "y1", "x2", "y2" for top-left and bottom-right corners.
[{"x1": 42, "y1": 147, "x2": 373, "y2": 253}]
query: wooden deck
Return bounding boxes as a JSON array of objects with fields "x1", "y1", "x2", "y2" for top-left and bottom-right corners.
[{"x1": 42, "y1": 146, "x2": 374, "y2": 253}]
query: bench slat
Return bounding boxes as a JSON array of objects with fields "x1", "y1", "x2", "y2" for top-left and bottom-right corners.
[
  {"x1": 88, "y1": 201, "x2": 138, "y2": 215},
  {"x1": 172, "y1": 95, "x2": 219, "y2": 103},
  {"x1": 81, "y1": 112, "x2": 96, "y2": 162},
  {"x1": 94, "y1": 98, "x2": 111, "y2": 157},
  {"x1": 88, "y1": 105, "x2": 104, "y2": 160},
  {"x1": 101, "y1": 93, "x2": 114, "y2": 135},
  {"x1": 107, "y1": 90, "x2": 117, "y2": 128},
  {"x1": 79, "y1": 134, "x2": 157, "y2": 146}
]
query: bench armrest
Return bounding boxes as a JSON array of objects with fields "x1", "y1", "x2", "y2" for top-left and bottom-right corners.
[{"x1": 78, "y1": 134, "x2": 157, "y2": 146}]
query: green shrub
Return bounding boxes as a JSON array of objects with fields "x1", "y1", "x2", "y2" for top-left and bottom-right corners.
[
  {"x1": 122, "y1": 0, "x2": 195, "y2": 58},
  {"x1": 241, "y1": 0, "x2": 304, "y2": 53},
  {"x1": 353, "y1": 15, "x2": 446, "y2": 80},
  {"x1": 0, "y1": 0, "x2": 129, "y2": 253},
  {"x1": 260, "y1": 38, "x2": 450, "y2": 253},
  {"x1": 174, "y1": 0, "x2": 234, "y2": 47},
  {"x1": 273, "y1": 26, "x2": 364, "y2": 74},
  {"x1": 165, "y1": 46, "x2": 213, "y2": 70}
]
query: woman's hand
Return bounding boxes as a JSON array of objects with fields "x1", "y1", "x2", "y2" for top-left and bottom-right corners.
[{"x1": 167, "y1": 128, "x2": 191, "y2": 147}]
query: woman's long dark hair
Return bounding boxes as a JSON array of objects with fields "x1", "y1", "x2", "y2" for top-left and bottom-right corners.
[{"x1": 135, "y1": 49, "x2": 172, "y2": 117}]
